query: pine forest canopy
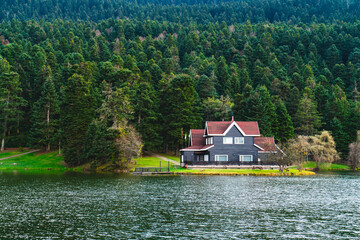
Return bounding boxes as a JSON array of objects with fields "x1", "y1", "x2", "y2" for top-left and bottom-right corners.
[
  {"x1": 1, "y1": 0, "x2": 360, "y2": 24},
  {"x1": 0, "y1": 0, "x2": 359, "y2": 166}
]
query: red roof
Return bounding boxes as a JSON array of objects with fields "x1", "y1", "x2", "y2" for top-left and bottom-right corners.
[
  {"x1": 180, "y1": 121, "x2": 268, "y2": 152},
  {"x1": 206, "y1": 121, "x2": 230, "y2": 134},
  {"x1": 190, "y1": 129, "x2": 205, "y2": 146},
  {"x1": 254, "y1": 137, "x2": 277, "y2": 151},
  {"x1": 181, "y1": 144, "x2": 214, "y2": 151},
  {"x1": 206, "y1": 121, "x2": 260, "y2": 136}
]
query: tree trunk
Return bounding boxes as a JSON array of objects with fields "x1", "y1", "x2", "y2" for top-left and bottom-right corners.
[
  {"x1": 163, "y1": 142, "x2": 168, "y2": 153},
  {"x1": 46, "y1": 104, "x2": 50, "y2": 152},
  {"x1": 1, "y1": 93, "x2": 10, "y2": 152},
  {"x1": 58, "y1": 141, "x2": 61, "y2": 155},
  {"x1": 1, "y1": 119, "x2": 6, "y2": 151}
]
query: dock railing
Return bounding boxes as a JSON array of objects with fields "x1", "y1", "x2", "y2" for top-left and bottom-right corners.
[{"x1": 134, "y1": 167, "x2": 170, "y2": 173}]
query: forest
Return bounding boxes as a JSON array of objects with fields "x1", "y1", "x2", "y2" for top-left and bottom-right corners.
[{"x1": 0, "y1": 0, "x2": 359, "y2": 167}]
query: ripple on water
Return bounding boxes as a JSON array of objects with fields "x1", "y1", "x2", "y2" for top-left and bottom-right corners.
[{"x1": 0, "y1": 172, "x2": 360, "y2": 239}]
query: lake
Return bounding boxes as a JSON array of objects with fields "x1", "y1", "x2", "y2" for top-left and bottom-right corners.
[{"x1": 1, "y1": 171, "x2": 360, "y2": 239}]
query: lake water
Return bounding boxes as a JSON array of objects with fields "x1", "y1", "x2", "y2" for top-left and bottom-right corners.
[{"x1": 1, "y1": 171, "x2": 360, "y2": 239}]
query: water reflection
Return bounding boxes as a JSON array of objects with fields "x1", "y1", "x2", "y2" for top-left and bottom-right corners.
[{"x1": 0, "y1": 173, "x2": 360, "y2": 239}]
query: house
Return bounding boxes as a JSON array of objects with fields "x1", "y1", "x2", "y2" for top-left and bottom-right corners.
[{"x1": 180, "y1": 119, "x2": 278, "y2": 167}]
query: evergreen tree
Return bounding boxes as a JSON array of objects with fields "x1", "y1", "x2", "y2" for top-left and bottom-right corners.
[
  {"x1": 160, "y1": 74, "x2": 201, "y2": 154},
  {"x1": 29, "y1": 68, "x2": 60, "y2": 151},
  {"x1": 83, "y1": 81, "x2": 142, "y2": 168},
  {"x1": 216, "y1": 57, "x2": 230, "y2": 95},
  {"x1": 294, "y1": 93, "x2": 322, "y2": 135},
  {"x1": 274, "y1": 99, "x2": 295, "y2": 143},
  {"x1": 61, "y1": 74, "x2": 95, "y2": 166},
  {"x1": 0, "y1": 72, "x2": 26, "y2": 151},
  {"x1": 255, "y1": 86, "x2": 277, "y2": 136},
  {"x1": 133, "y1": 82, "x2": 162, "y2": 150},
  {"x1": 196, "y1": 74, "x2": 217, "y2": 99}
]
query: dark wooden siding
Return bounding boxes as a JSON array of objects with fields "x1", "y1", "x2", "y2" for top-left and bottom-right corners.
[{"x1": 209, "y1": 125, "x2": 259, "y2": 162}]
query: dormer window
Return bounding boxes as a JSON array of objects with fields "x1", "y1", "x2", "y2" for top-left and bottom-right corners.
[{"x1": 206, "y1": 137, "x2": 213, "y2": 145}]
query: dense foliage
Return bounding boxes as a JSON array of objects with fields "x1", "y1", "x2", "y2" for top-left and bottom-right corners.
[
  {"x1": 1, "y1": 0, "x2": 360, "y2": 24},
  {"x1": 0, "y1": 0, "x2": 360, "y2": 166}
]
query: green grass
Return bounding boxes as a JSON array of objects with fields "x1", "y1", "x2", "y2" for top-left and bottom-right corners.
[
  {"x1": 158, "y1": 153, "x2": 180, "y2": 163},
  {"x1": 131, "y1": 156, "x2": 175, "y2": 169},
  {"x1": 0, "y1": 151, "x2": 82, "y2": 171},
  {"x1": 302, "y1": 161, "x2": 350, "y2": 170},
  {"x1": 171, "y1": 168, "x2": 315, "y2": 176},
  {"x1": 0, "y1": 150, "x2": 24, "y2": 159}
]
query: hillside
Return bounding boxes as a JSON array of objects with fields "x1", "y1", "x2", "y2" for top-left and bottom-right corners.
[{"x1": 0, "y1": 0, "x2": 359, "y2": 166}]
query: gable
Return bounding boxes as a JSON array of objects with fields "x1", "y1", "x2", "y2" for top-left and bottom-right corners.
[
  {"x1": 223, "y1": 124, "x2": 244, "y2": 137},
  {"x1": 190, "y1": 129, "x2": 205, "y2": 146},
  {"x1": 206, "y1": 121, "x2": 260, "y2": 136}
]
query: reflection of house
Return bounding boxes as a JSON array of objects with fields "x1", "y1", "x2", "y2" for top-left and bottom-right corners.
[{"x1": 180, "y1": 119, "x2": 278, "y2": 166}]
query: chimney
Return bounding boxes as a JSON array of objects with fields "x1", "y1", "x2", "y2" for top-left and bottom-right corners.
[{"x1": 231, "y1": 116, "x2": 234, "y2": 122}]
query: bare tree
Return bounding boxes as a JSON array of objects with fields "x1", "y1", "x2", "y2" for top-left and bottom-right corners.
[
  {"x1": 286, "y1": 136, "x2": 311, "y2": 172},
  {"x1": 262, "y1": 142, "x2": 289, "y2": 173},
  {"x1": 309, "y1": 131, "x2": 339, "y2": 170},
  {"x1": 349, "y1": 131, "x2": 360, "y2": 170},
  {"x1": 115, "y1": 125, "x2": 143, "y2": 168}
]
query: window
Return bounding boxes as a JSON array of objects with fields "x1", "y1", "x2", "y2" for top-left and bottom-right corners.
[
  {"x1": 181, "y1": 155, "x2": 184, "y2": 162},
  {"x1": 204, "y1": 155, "x2": 209, "y2": 161},
  {"x1": 234, "y1": 137, "x2": 244, "y2": 144},
  {"x1": 239, "y1": 155, "x2": 253, "y2": 162},
  {"x1": 215, "y1": 155, "x2": 228, "y2": 161},
  {"x1": 206, "y1": 137, "x2": 213, "y2": 145},
  {"x1": 223, "y1": 137, "x2": 233, "y2": 144}
]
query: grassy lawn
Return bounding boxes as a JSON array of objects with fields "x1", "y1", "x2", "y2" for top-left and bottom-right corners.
[
  {"x1": 0, "y1": 151, "x2": 82, "y2": 171},
  {"x1": 0, "y1": 150, "x2": 25, "y2": 159},
  {"x1": 131, "y1": 156, "x2": 175, "y2": 169},
  {"x1": 158, "y1": 153, "x2": 180, "y2": 163},
  {"x1": 302, "y1": 161, "x2": 350, "y2": 170},
  {"x1": 171, "y1": 168, "x2": 315, "y2": 176}
]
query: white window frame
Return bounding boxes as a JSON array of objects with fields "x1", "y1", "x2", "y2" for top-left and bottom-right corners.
[
  {"x1": 223, "y1": 137, "x2": 233, "y2": 144},
  {"x1": 204, "y1": 155, "x2": 209, "y2": 161},
  {"x1": 239, "y1": 155, "x2": 253, "y2": 162},
  {"x1": 234, "y1": 137, "x2": 244, "y2": 144},
  {"x1": 215, "y1": 155, "x2": 228, "y2": 161},
  {"x1": 181, "y1": 155, "x2": 184, "y2": 162},
  {"x1": 208, "y1": 137, "x2": 213, "y2": 145}
]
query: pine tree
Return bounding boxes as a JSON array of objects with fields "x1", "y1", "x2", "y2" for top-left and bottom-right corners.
[
  {"x1": 61, "y1": 74, "x2": 95, "y2": 166},
  {"x1": 160, "y1": 74, "x2": 201, "y2": 154},
  {"x1": 216, "y1": 57, "x2": 230, "y2": 95},
  {"x1": 0, "y1": 72, "x2": 26, "y2": 151},
  {"x1": 274, "y1": 99, "x2": 295, "y2": 143},
  {"x1": 29, "y1": 67, "x2": 60, "y2": 151},
  {"x1": 238, "y1": 58, "x2": 251, "y2": 92},
  {"x1": 133, "y1": 82, "x2": 162, "y2": 150},
  {"x1": 83, "y1": 81, "x2": 142, "y2": 168},
  {"x1": 255, "y1": 86, "x2": 278, "y2": 136},
  {"x1": 196, "y1": 74, "x2": 217, "y2": 99},
  {"x1": 294, "y1": 93, "x2": 322, "y2": 135}
]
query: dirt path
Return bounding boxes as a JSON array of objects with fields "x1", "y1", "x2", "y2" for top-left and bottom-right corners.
[
  {"x1": 151, "y1": 153, "x2": 180, "y2": 166},
  {"x1": 0, "y1": 149, "x2": 41, "y2": 161}
]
